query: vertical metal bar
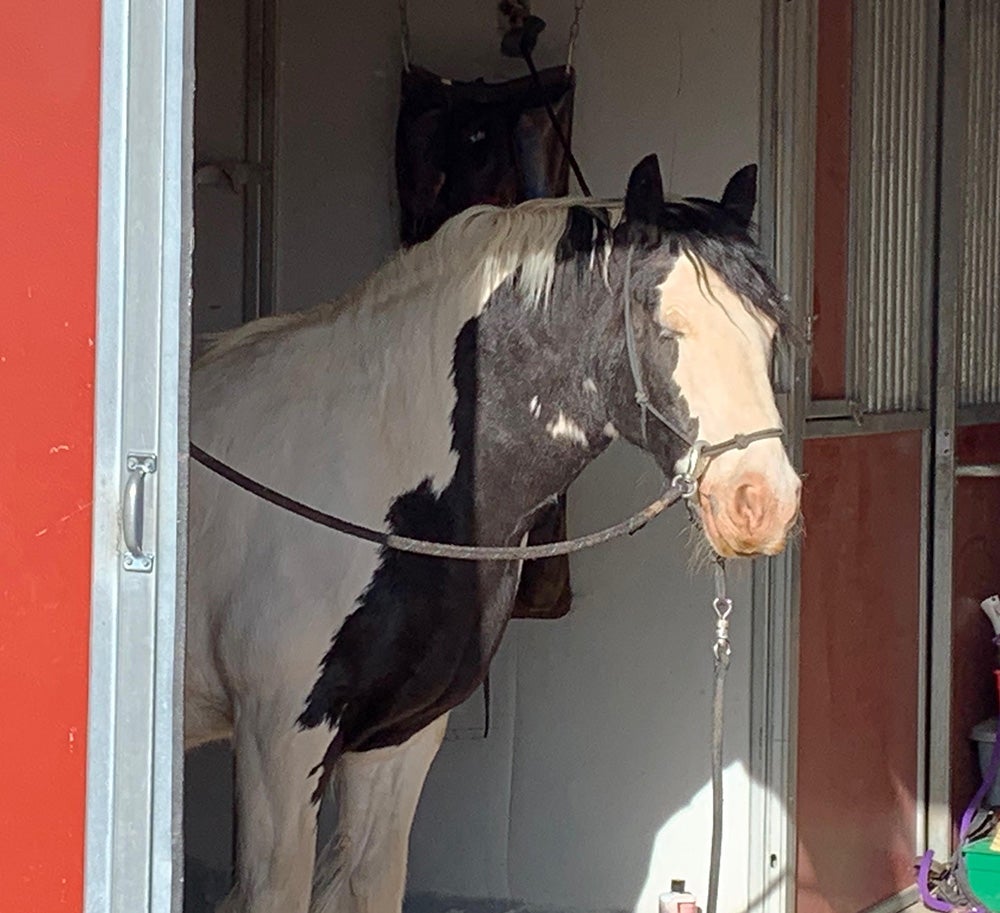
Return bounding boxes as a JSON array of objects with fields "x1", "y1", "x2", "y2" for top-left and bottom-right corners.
[
  {"x1": 967, "y1": 9, "x2": 982, "y2": 403},
  {"x1": 242, "y1": 0, "x2": 263, "y2": 325},
  {"x1": 957, "y1": 8, "x2": 971, "y2": 406},
  {"x1": 241, "y1": 0, "x2": 276, "y2": 322},
  {"x1": 888, "y1": 0, "x2": 902, "y2": 410},
  {"x1": 85, "y1": 0, "x2": 128, "y2": 902},
  {"x1": 918, "y1": 0, "x2": 938, "y2": 412},
  {"x1": 157, "y1": 1, "x2": 193, "y2": 909},
  {"x1": 927, "y1": 0, "x2": 967, "y2": 859},
  {"x1": 260, "y1": 0, "x2": 277, "y2": 319},
  {"x1": 987, "y1": 3, "x2": 995, "y2": 401},
  {"x1": 902, "y1": 1, "x2": 921, "y2": 411},
  {"x1": 897, "y1": 2, "x2": 926, "y2": 409},
  {"x1": 845, "y1": 0, "x2": 865, "y2": 409},
  {"x1": 867, "y1": 0, "x2": 879, "y2": 411},
  {"x1": 85, "y1": 0, "x2": 191, "y2": 910},
  {"x1": 905, "y1": 1, "x2": 917, "y2": 409},
  {"x1": 977, "y1": 8, "x2": 990, "y2": 402},
  {"x1": 917, "y1": 0, "x2": 930, "y2": 410},
  {"x1": 981, "y1": 2, "x2": 991, "y2": 403},
  {"x1": 858, "y1": 0, "x2": 880, "y2": 411},
  {"x1": 749, "y1": 4, "x2": 815, "y2": 913},
  {"x1": 987, "y1": 5, "x2": 1000, "y2": 402},
  {"x1": 916, "y1": 426, "x2": 931, "y2": 854}
]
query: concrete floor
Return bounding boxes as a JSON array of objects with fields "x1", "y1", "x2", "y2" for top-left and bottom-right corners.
[
  {"x1": 404, "y1": 894, "x2": 628, "y2": 913},
  {"x1": 184, "y1": 858, "x2": 627, "y2": 913}
]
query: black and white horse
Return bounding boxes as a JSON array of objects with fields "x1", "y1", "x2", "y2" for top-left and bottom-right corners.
[{"x1": 186, "y1": 154, "x2": 801, "y2": 913}]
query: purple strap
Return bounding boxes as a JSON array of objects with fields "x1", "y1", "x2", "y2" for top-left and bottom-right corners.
[
  {"x1": 960, "y1": 716, "x2": 1000, "y2": 843},
  {"x1": 917, "y1": 850, "x2": 953, "y2": 912},
  {"x1": 918, "y1": 715, "x2": 1000, "y2": 911}
]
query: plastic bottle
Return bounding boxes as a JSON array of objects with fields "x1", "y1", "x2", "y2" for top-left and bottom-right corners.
[{"x1": 659, "y1": 879, "x2": 698, "y2": 913}]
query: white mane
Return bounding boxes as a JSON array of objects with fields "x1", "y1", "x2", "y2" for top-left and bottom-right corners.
[{"x1": 196, "y1": 195, "x2": 624, "y2": 368}]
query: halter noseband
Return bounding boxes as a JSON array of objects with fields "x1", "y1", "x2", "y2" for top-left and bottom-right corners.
[{"x1": 621, "y1": 245, "x2": 784, "y2": 494}]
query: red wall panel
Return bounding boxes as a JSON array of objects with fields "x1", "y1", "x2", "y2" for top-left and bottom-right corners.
[
  {"x1": 796, "y1": 432, "x2": 922, "y2": 913},
  {"x1": 950, "y1": 424, "x2": 1000, "y2": 829},
  {"x1": 0, "y1": 1, "x2": 100, "y2": 910}
]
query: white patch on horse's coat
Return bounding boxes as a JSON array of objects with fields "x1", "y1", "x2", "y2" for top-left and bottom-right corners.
[
  {"x1": 583, "y1": 378, "x2": 598, "y2": 395},
  {"x1": 529, "y1": 395, "x2": 541, "y2": 418},
  {"x1": 657, "y1": 253, "x2": 779, "y2": 448},
  {"x1": 603, "y1": 422, "x2": 619, "y2": 439},
  {"x1": 546, "y1": 411, "x2": 589, "y2": 446},
  {"x1": 310, "y1": 716, "x2": 449, "y2": 913},
  {"x1": 657, "y1": 253, "x2": 799, "y2": 551}
]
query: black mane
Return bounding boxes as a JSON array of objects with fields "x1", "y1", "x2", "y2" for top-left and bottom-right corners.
[{"x1": 555, "y1": 198, "x2": 797, "y2": 345}]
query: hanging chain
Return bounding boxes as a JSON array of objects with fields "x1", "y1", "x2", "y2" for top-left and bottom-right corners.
[
  {"x1": 399, "y1": 0, "x2": 412, "y2": 71},
  {"x1": 712, "y1": 558, "x2": 732, "y2": 663},
  {"x1": 566, "y1": 0, "x2": 585, "y2": 72}
]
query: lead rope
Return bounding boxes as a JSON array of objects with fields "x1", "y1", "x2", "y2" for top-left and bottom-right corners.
[
  {"x1": 189, "y1": 443, "x2": 684, "y2": 560},
  {"x1": 707, "y1": 558, "x2": 732, "y2": 913}
]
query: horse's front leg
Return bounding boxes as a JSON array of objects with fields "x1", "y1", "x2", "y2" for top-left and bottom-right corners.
[
  {"x1": 309, "y1": 713, "x2": 449, "y2": 913},
  {"x1": 216, "y1": 701, "x2": 330, "y2": 913}
]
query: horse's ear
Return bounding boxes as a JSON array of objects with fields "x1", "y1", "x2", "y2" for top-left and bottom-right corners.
[
  {"x1": 624, "y1": 154, "x2": 665, "y2": 228},
  {"x1": 720, "y1": 164, "x2": 757, "y2": 228}
]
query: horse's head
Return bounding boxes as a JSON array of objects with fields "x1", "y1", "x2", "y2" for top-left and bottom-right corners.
[{"x1": 603, "y1": 155, "x2": 801, "y2": 557}]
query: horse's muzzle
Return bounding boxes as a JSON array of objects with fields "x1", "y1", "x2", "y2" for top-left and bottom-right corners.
[{"x1": 697, "y1": 470, "x2": 801, "y2": 558}]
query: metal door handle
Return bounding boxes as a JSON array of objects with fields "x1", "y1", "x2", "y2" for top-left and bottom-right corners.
[{"x1": 122, "y1": 453, "x2": 156, "y2": 572}]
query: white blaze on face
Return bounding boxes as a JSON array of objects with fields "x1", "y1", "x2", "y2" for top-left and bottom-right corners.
[{"x1": 656, "y1": 253, "x2": 801, "y2": 556}]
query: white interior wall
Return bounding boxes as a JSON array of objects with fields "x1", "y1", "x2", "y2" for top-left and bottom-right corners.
[{"x1": 188, "y1": 2, "x2": 773, "y2": 911}]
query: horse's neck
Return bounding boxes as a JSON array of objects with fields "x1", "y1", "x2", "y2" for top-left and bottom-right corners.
[
  {"x1": 459, "y1": 277, "x2": 617, "y2": 545},
  {"x1": 192, "y1": 252, "x2": 620, "y2": 543}
]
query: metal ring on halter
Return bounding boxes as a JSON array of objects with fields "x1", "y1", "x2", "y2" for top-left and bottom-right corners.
[
  {"x1": 670, "y1": 472, "x2": 697, "y2": 500},
  {"x1": 674, "y1": 440, "x2": 709, "y2": 483}
]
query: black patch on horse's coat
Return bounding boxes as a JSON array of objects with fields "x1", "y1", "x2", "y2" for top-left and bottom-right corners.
[
  {"x1": 556, "y1": 205, "x2": 612, "y2": 268},
  {"x1": 299, "y1": 321, "x2": 483, "y2": 758},
  {"x1": 298, "y1": 156, "x2": 791, "y2": 795}
]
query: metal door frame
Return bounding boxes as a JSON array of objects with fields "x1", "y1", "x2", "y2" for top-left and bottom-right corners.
[
  {"x1": 84, "y1": 0, "x2": 194, "y2": 908},
  {"x1": 928, "y1": 0, "x2": 1000, "y2": 857},
  {"x1": 749, "y1": 5, "x2": 816, "y2": 913},
  {"x1": 754, "y1": 2, "x2": 944, "y2": 911}
]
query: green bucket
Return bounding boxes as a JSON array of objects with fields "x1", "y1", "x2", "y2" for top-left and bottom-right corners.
[{"x1": 962, "y1": 836, "x2": 1000, "y2": 910}]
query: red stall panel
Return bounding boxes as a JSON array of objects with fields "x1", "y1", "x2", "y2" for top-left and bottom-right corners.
[
  {"x1": 796, "y1": 431, "x2": 922, "y2": 913},
  {"x1": 0, "y1": 1, "x2": 100, "y2": 910}
]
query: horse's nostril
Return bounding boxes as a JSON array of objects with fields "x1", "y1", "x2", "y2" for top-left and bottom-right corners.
[{"x1": 732, "y1": 482, "x2": 768, "y2": 535}]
